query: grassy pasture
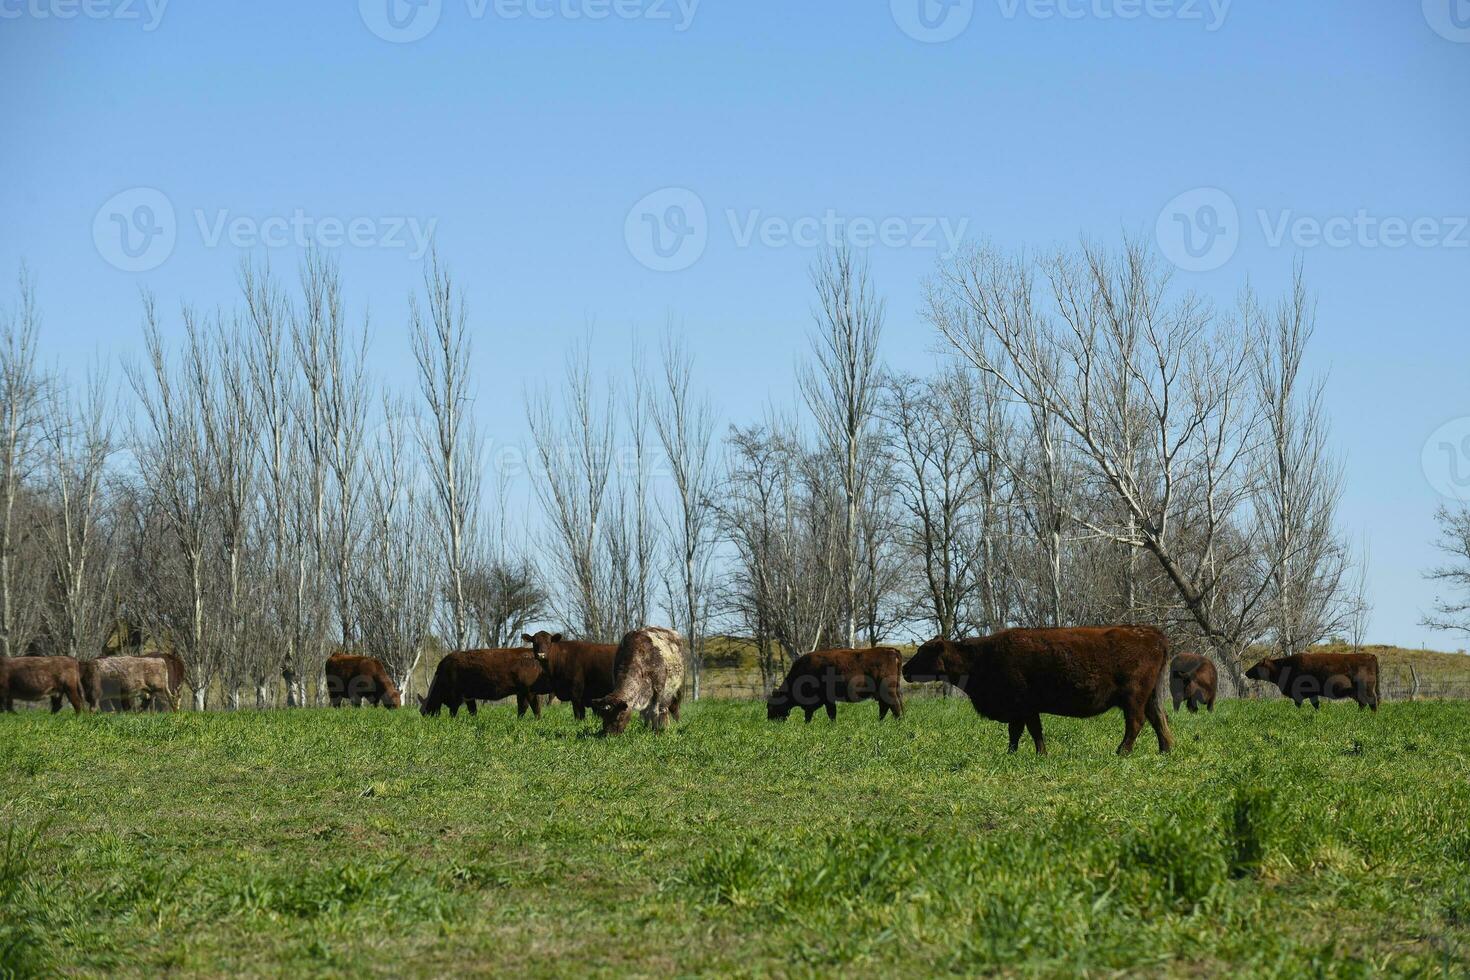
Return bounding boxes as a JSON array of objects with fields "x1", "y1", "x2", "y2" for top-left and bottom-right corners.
[{"x1": 2, "y1": 699, "x2": 1468, "y2": 977}]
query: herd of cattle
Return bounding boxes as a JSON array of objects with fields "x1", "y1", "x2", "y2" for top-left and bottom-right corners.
[{"x1": 0, "y1": 625, "x2": 1383, "y2": 752}]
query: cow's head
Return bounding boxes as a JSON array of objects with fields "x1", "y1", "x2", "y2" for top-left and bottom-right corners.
[
  {"x1": 523, "y1": 631, "x2": 563, "y2": 666},
  {"x1": 903, "y1": 638, "x2": 962, "y2": 685},
  {"x1": 766, "y1": 687, "x2": 793, "y2": 721},
  {"x1": 381, "y1": 681, "x2": 402, "y2": 709},
  {"x1": 590, "y1": 695, "x2": 631, "y2": 735},
  {"x1": 1244, "y1": 659, "x2": 1275, "y2": 683}
]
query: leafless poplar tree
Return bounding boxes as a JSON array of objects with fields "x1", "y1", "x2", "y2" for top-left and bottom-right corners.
[
  {"x1": 411, "y1": 249, "x2": 482, "y2": 652},
  {"x1": 39, "y1": 368, "x2": 116, "y2": 660},
  {"x1": 0, "y1": 268, "x2": 47, "y2": 660},
  {"x1": 653, "y1": 334, "x2": 717, "y2": 697},
  {"x1": 801, "y1": 247, "x2": 884, "y2": 649}
]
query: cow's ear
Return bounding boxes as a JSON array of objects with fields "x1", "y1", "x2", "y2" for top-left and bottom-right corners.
[
  {"x1": 521, "y1": 634, "x2": 534, "y2": 645},
  {"x1": 551, "y1": 633, "x2": 563, "y2": 644}
]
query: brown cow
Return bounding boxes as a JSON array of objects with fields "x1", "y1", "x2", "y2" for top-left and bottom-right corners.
[
  {"x1": 0, "y1": 655, "x2": 86, "y2": 713},
  {"x1": 589, "y1": 626, "x2": 686, "y2": 735},
  {"x1": 902, "y1": 626, "x2": 1173, "y2": 755},
  {"x1": 81, "y1": 656, "x2": 176, "y2": 712},
  {"x1": 768, "y1": 648, "x2": 903, "y2": 722},
  {"x1": 1169, "y1": 653, "x2": 1218, "y2": 713},
  {"x1": 324, "y1": 654, "x2": 402, "y2": 708},
  {"x1": 523, "y1": 631, "x2": 618, "y2": 720},
  {"x1": 1244, "y1": 652, "x2": 1379, "y2": 710},
  {"x1": 101, "y1": 650, "x2": 189, "y2": 711},
  {"x1": 419, "y1": 648, "x2": 549, "y2": 718}
]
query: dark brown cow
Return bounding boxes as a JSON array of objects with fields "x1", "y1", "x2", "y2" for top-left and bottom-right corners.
[
  {"x1": 523, "y1": 631, "x2": 618, "y2": 720},
  {"x1": 589, "y1": 626, "x2": 686, "y2": 735},
  {"x1": 767, "y1": 648, "x2": 903, "y2": 722},
  {"x1": 0, "y1": 655, "x2": 86, "y2": 713},
  {"x1": 419, "y1": 648, "x2": 549, "y2": 718},
  {"x1": 324, "y1": 654, "x2": 402, "y2": 708},
  {"x1": 1245, "y1": 652, "x2": 1379, "y2": 710},
  {"x1": 1169, "y1": 653, "x2": 1217, "y2": 713},
  {"x1": 902, "y1": 626, "x2": 1173, "y2": 755}
]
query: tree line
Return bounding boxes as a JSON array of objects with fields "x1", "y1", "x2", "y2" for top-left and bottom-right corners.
[{"x1": 0, "y1": 237, "x2": 1384, "y2": 707}]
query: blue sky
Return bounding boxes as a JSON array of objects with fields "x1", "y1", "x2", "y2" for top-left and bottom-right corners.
[{"x1": 2, "y1": 1, "x2": 1467, "y2": 647}]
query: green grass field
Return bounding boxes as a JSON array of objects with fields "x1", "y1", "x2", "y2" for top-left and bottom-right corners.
[{"x1": 3, "y1": 698, "x2": 1469, "y2": 977}]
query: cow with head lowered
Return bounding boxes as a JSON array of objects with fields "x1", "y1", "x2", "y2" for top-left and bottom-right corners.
[
  {"x1": 523, "y1": 631, "x2": 618, "y2": 720},
  {"x1": 589, "y1": 626, "x2": 686, "y2": 735},
  {"x1": 0, "y1": 656, "x2": 87, "y2": 713},
  {"x1": 324, "y1": 653, "x2": 401, "y2": 708},
  {"x1": 767, "y1": 648, "x2": 903, "y2": 722},
  {"x1": 1244, "y1": 652, "x2": 1379, "y2": 710},
  {"x1": 1169, "y1": 653, "x2": 1217, "y2": 713},
  {"x1": 902, "y1": 626, "x2": 1173, "y2": 755}
]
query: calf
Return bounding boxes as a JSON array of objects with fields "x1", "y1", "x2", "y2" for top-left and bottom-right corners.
[
  {"x1": 324, "y1": 654, "x2": 402, "y2": 708},
  {"x1": 0, "y1": 656, "x2": 86, "y2": 713},
  {"x1": 1169, "y1": 653, "x2": 1218, "y2": 713},
  {"x1": 523, "y1": 631, "x2": 618, "y2": 720},
  {"x1": 589, "y1": 626, "x2": 686, "y2": 735},
  {"x1": 81, "y1": 656, "x2": 176, "y2": 712},
  {"x1": 767, "y1": 648, "x2": 903, "y2": 722},
  {"x1": 100, "y1": 650, "x2": 188, "y2": 711},
  {"x1": 1244, "y1": 652, "x2": 1379, "y2": 710},
  {"x1": 420, "y1": 648, "x2": 549, "y2": 718},
  {"x1": 901, "y1": 626, "x2": 1173, "y2": 755}
]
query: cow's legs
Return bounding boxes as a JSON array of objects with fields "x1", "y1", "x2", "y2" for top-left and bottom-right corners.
[
  {"x1": 66, "y1": 681, "x2": 86, "y2": 714},
  {"x1": 516, "y1": 693, "x2": 528, "y2": 717},
  {"x1": 530, "y1": 694, "x2": 543, "y2": 719},
  {"x1": 668, "y1": 695, "x2": 681, "y2": 722},
  {"x1": 1117, "y1": 705, "x2": 1144, "y2": 756},
  {"x1": 572, "y1": 698, "x2": 586, "y2": 721},
  {"x1": 1146, "y1": 695, "x2": 1172, "y2": 753},
  {"x1": 50, "y1": 694, "x2": 63, "y2": 713},
  {"x1": 1310, "y1": 695, "x2": 1321, "y2": 710},
  {"x1": 878, "y1": 700, "x2": 889, "y2": 720},
  {"x1": 802, "y1": 706, "x2": 815, "y2": 723},
  {"x1": 1026, "y1": 714, "x2": 1046, "y2": 755},
  {"x1": 824, "y1": 700, "x2": 837, "y2": 722},
  {"x1": 1007, "y1": 720, "x2": 1025, "y2": 752}
]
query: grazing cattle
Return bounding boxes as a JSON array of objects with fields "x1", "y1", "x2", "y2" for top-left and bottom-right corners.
[
  {"x1": 324, "y1": 654, "x2": 402, "y2": 708},
  {"x1": 589, "y1": 626, "x2": 686, "y2": 735},
  {"x1": 102, "y1": 650, "x2": 188, "y2": 711},
  {"x1": 81, "y1": 656, "x2": 176, "y2": 712},
  {"x1": 1169, "y1": 653, "x2": 1218, "y2": 713},
  {"x1": 901, "y1": 626, "x2": 1173, "y2": 755},
  {"x1": 0, "y1": 656, "x2": 86, "y2": 713},
  {"x1": 522, "y1": 631, "x2": 618, "y2": 720},
  {"x1": 419, "y1": 648, "x2": 549, "y2": 718},
  {"x1": 767, "y1": 648, "x2": 903, "y2": 722},
  {"x1": 1244, "y1": 653, "x2": 1379, "y2": 710}
]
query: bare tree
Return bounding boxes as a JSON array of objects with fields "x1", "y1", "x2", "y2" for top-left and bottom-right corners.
[
  {"x1": 39, "y1": 368, "x2": 116, "y2": 660},
  {"x1": 411, "y1": 248, "x2": 483, "y2": 653},
  {"x1": 801, "y1": 247, "x2": 884, "y2": 650},
  {"x1": 1422, "y1": 504, "x2": 1470, "y2": 636},
  {"x1": 652, "y1": 334, "x2": 717, "y2": 697},
  {"x1": 526, "y1": 337, "x2": 615, "y2": 640},
  {"x1": 0, "y1": 268, "x2": 47, "y2": 660},
  {"x1": 928, "y1": 239, "x2": 1300, "y2": 681},
  {"x1": 1246, "y1": 268, "x2": 1349, "y2": 656},
  {"x1": 128, "y1": 296, "x2": 217, "y2": 708}
]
